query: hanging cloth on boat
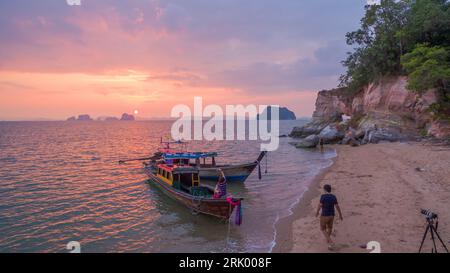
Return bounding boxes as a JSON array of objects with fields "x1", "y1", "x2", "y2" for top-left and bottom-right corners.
[{"x1": 226, "y1": 197, "x2": 243, "y2": 225}]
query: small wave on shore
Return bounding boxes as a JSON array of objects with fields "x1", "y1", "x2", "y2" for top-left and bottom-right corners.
[{"x1": 268, "y1": 148, "x2": 337, "y2": 253}]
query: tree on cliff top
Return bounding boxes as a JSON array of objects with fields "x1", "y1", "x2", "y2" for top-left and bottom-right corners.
[
  {"x1": 340, "y1": 0, "x2": 408, "y2": 91},
  {"x1": 401, "y1": 0, "x2": 450, "y2": 51},
  {"x1": 340, "y1": 0, "x2": 450, "y2": 94}
]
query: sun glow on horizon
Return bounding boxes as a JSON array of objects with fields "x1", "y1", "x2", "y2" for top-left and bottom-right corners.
[{"x1": 0, "y1": 69, "x2": 315, "y2": 120}]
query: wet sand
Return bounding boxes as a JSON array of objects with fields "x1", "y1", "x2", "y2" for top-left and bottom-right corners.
[{"x1": 274, "y1": 141, "x2": 450, "y2": 253}]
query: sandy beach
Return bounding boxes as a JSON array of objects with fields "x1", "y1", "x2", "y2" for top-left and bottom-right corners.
[{"x1": 275, "y1": 141, "x2": 450, "y2": 253}]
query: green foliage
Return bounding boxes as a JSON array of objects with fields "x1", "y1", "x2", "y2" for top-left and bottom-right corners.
[
  {"x1": 401, "y1": 0, "x2": 450, "y2": 51},
  {"x1": 401, "y1": 43, "x2": 450, "y2": 118},
  {"x1": 428, "y1": 102, "x2": 450, "y2": 120},
  {"x1": 340, "y1": 0, "x2": 409, "y2": 90},
  {"x1": 401, "y1": 44, "x2": 450, "y2": 93},
  {"x1": 419, "y1": 128, "x2": 428, "y2": 136},
  {"x1": 340, "y1": 0, "x2": 450, "y2": 119},
  {"x1": 340, "y1": 0, "x2": 450, "y2": 92}
]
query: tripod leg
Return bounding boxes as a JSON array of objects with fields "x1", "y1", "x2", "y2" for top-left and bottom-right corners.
[
  {"x1": 430, "y1": 225, "x2": 449, "y2": 253},
  {"x1": 429, "y1": 225, "x2": 438, "y2": 253},
  {"x1": 419, "y1": 225, "x2": 430, "y2": 253}
]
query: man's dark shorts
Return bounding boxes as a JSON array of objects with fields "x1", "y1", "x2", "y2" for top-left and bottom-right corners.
[{"x1": 320, "y1": 216, "x2": 334, "y2": 231}]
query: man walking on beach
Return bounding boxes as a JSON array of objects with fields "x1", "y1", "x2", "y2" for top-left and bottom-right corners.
[{"x1": 316, "y1": 184, "x2": 343, "y2": 249}]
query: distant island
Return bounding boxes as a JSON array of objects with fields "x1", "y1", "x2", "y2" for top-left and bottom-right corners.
[
  {"x1": 67, "y1": 113, "x2": 135, "y2": 121},
  {"x1": 96, "y1": 116, "x2": 119, "y2": 121},
  {"x1": 257, "y1": 106, "x2": 297, "y2": 120},
  {"x1": 120, "y1": 113, "x2": 135, "y2": 121},
  {"x1": 67, "y1": 114, "x2": 93, "y2": 121}
]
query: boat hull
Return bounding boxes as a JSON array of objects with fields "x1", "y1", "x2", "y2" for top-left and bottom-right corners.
[
  {"x1": 198, "y1": 162, "x2": 258, "y2": 182},
  {"x1": 144, "y1": 168, "x2": 236, "y2": 219}
]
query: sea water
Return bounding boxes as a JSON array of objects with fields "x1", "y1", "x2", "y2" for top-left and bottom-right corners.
[{"x1": 0, "y1": 120, "x2": 335, "y2": 252}]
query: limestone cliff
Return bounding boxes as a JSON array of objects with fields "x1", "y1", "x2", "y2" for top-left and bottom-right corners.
[
  {"x1": 290, "y1": 76, "x2": 449, "y2": 143},
  {"x1": 312, "y1": 87, "x2": 352, "y2": 121}
]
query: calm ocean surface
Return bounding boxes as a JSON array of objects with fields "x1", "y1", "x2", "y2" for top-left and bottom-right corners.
[{"x1": 0, "y1": 120, "x2": 335, "y2": 253}]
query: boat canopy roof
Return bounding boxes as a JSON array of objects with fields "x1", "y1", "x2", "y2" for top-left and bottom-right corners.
[
  {"x1": 157, "y1": 164, "x2": 199, "y2": 174},
  {"x1": 163, "y1": 152, "x2": 218, "y2": 159}
]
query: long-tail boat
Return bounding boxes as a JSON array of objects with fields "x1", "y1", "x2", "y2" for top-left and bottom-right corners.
[
  {"x1": 144, "y1": 163, "x2": 243, "y2": 222},
  {"x1": 157, "y1": 151, "x2": 267, "y2": 182},
  {"x1": 119, "y1": 139, "x2": 267, "y2": 182}
]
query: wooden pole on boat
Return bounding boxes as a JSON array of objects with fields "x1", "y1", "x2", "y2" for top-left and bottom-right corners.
[
  {"x1": 118, "y1": 157, "x2": 153, "y2": 164},
  {"x1": 118, "y1": 154, "x2": 161, "y2": 164},
  {"x1": 256, "y1": 151, "x2": 267, "y2": 163},
  {"x1": 256, "y1": 151, "x2": 267, "y2": 180},
  {"x1": 258, "y1": 161, "x2": 262, "y2": 180}
]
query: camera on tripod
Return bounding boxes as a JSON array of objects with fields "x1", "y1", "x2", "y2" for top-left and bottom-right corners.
[
  {"x1": 421, "y1": 209, "x2": 438, "y2": 220},
  {"x1": 419, "y1": 208, "x2": 448, "y2": 253}
]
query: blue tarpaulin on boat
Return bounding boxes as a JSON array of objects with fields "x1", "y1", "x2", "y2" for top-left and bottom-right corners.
[{"x1": 163, "y1": 152, "x2": 218, "y2": 159}]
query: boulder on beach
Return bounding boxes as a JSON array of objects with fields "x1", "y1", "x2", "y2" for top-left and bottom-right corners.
[
  {"x1": 318, "y1": 125, "x2": 345, "y2": 144},
  {"x1": 289, "y1": 119, "x2": 329, "y2": 138},
  {"x1": 349, "y1": 138, "x2": 360, "y2": 147},
  {"x1": 427, "y1": 120, "x2": 450, "y2": 139},
  {"x1": 295, "y1": 134, "x2": 320, "y2": 148},
  {"x1": 362, "y1": 128, "x2": 407, "y2": 144},
  {"x1": 354, "y1": 128, "x2": 366, "y2": 139},
  {"x1": 340, "y1": 127, "x2": 364, "y2": 145}
]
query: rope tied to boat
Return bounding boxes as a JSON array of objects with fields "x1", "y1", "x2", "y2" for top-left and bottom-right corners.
[
  {"x1": 265, "y1": 152, "x2": 268, "y2": 174},
  {"x1": 192, "y1": 197, "x2": 201, "y2": 209}
]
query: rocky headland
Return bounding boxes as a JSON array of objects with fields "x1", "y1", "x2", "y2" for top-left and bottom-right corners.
[{"x1": 290, "y1": 76, "x2": 450, "y2": 148}]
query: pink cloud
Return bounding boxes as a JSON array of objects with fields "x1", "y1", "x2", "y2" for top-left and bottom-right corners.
[{"x1": 0, "y1": 0, "x2": 366, "y2": 120}]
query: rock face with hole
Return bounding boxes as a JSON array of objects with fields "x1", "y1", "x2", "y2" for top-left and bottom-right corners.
[
  {"x1": 289, "y1": 76, "x2": 447, "y2": 145},
  {"x1": 312, "y1": 88, "x2": 352, "y2": 120}
]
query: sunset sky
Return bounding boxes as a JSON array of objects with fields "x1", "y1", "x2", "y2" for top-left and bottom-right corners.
[{"x1": 0, "y1": 0, "x2": 366, "y2": 120}]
